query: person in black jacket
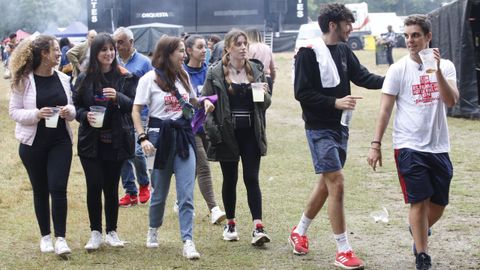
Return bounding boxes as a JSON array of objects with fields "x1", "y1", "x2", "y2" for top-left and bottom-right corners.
[
  {"x1": 202, "y1": 29, "x2": 272, "y2": 247},
  {"x1": 288, "y1": 4, "x2": 384, "y2": 270},
  {"x1": 74, "y1": 33, "x2": 137, "y2": 251}
]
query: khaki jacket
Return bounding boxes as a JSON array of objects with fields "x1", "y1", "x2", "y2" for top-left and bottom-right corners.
[{"x1": 201, "y1": 59, "x2": 271, "y2": 161}]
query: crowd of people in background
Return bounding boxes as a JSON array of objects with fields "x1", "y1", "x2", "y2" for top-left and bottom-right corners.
[{"x1": 5, "y1": 3, "x2": 458, "y2": 270}]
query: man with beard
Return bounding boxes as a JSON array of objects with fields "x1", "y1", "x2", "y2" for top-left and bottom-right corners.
[{"x1": 290, "y1": 3, "x2": 384, "y2": 269}]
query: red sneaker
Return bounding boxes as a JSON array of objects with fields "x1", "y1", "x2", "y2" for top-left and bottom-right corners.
[
  {"x1": 138, "y1": 185, "x2": 150, "y2": 204},
  {"x1": 288, "y1": 226, "x2": 309, "y2": 255},
  {"x1": 119, "y1": 194, "x2": 138, "y2": 207},
  {"x1": 334, "y1": 250, "x2": 364, "y2": 269}
]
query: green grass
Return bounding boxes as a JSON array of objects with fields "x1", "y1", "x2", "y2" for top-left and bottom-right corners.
[{"x1": 0, "y1": 48, "x2": 479, "y2": 269}]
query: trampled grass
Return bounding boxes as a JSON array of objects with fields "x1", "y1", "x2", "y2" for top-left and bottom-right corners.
[{"x1": 0, "y1": 48, "x2": 479, "y2": 269}]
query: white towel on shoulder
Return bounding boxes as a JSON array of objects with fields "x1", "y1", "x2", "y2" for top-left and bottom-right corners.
[{"x1": 308, "y1": 37, "x2": 340, "y2": 88}]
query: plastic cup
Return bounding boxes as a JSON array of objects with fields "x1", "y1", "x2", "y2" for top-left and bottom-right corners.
[
  {"x1": 89, "y1": 106, "x2": 106, "y2": 128},
  {"x1": 251, "y1": 82, "x2": 265, "y2": 102},
  {"x1": 418, "y1": 48, "x2": 437, "y2": 73},
  {"x1": 340, "y1": 109, "x2": 353, "y2": 127},
  {"x1": 146, "y1": 149, "x2": 157, "y2": 171},
  {"x1": 45, "y1": 107, "x2": 60, "y2": 128}
]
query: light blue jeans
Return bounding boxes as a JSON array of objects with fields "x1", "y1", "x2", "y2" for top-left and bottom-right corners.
[{"x1": 148, "y1": 130, "x2": 196, "y2": 241}]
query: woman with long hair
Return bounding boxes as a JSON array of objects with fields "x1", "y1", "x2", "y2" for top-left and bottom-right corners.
[
  {"x1": 132, "y1": 36, "x2": 201, "y2": 259},
  {"x1": 8, "y1": 35, "x2": 76, "y2": 256},
  {"x1": 182, "y1": 34, "x2": 226, "y2": 224},
  {"x1": 202, "y1": 29, "x2": 272, "y2": 246},
  {"x1": 74, "y1": 33, "x2": 137, "y2": 251}
]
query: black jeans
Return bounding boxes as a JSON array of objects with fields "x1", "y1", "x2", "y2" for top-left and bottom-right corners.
[
  {"x1": 220, "y1": 127, "x2": 262, "y2": 220},
  {"x1": 80, "y1": 157, "x2": 124, "y2": 232},
  {"x1": 19, "y1": 138, "x2": 72, "y2": 237}
]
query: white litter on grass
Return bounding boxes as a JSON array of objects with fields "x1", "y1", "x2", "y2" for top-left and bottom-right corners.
[
  {"x1": 267, "y1": 176, "x2": 274, "y2": 181},
  {"x1": 370, "y1": 206, "x2": 389, "y2": 223}
]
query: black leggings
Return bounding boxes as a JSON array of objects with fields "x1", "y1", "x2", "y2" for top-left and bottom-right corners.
[
  {"x1": 19, "y1": 140, "x2": 72, "y2": 237},
  {"x1": 80, "y1": 157, "x2": 123, "y2": 233},
  {"x1": 220, "y1": 127, "x2": 262, "y2": 220}
]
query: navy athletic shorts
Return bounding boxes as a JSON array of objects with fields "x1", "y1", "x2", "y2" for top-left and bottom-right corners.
[
  {"x1": 306, "y1": 127, "x2": 348, "y2": 174},
  {"x1": 394, "y1": 148, "x2": 453, "y2": 206}
]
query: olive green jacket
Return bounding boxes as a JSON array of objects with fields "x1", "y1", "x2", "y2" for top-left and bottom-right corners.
[{"x1": 201, "y1": 60, "x2": 271, "y2": 161}]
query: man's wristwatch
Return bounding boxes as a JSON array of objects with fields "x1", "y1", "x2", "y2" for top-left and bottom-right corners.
[{"x1": 137, "y1": 133, "x2": 149, "y2": 145}]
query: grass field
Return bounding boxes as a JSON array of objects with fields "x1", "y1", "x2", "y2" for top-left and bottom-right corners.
[{"x1": 0, "y1": 48, "x2": 479, "y2": 270}]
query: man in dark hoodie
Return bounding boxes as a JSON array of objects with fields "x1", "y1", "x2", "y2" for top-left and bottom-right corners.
[{"x1": 289, "y1": 3, "x2": 384, "y2": 269}]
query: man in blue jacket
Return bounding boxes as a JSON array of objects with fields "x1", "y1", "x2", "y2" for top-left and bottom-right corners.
[{"x1": 113, "y1": 27, "x2": 153, "y2": 207}]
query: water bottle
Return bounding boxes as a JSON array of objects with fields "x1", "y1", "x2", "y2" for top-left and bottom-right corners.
[{"x1": 340, "y1": 110, "x2": 352, "y2": 127}]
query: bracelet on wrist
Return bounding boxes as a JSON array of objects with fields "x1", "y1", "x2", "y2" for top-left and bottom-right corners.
[
  {"x1": 137, "y1": 134, "x2": 149, "y2": 145},
  {"x1": 371, "y1": 140, "x2": 381, "y2": 146}
]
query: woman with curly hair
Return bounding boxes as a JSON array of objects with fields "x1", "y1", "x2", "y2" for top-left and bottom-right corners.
[
  {"x1": 202, "y1": 29, "x2": 272, "y2": 246},
  {"x1": 8, "y1": 35, "x2": 76, "y2": 256},
  {"x1": 74, "y1": 33, "x2": 137, "y2": 251}
]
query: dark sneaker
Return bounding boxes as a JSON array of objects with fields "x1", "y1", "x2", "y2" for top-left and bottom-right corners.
[
  {"x1": 409, "y1": 226, "x2": 432, "y2": 256},
  {"x1": 251, "y1": 224, "x2": 271, "y2": 246},
  {"x1": 416, "y1": 252, "x2": 432, "y2": 270}
]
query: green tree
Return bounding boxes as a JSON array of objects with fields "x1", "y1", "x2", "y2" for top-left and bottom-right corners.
[{"x1": 0, "y1": 0, "x2": 83, "y2": 39}]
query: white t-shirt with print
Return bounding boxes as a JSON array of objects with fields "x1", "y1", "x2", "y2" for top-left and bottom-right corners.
[
  {"x1": 134, "y1": 70, "x2": 196, "y2": 121},
  {"x1": 382, "y1": 55, "x2": 457, "y2": 153}
]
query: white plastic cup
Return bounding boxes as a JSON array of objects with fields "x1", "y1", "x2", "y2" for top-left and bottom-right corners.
[
  {"x1": 340, "y1": 109, "x2": 353, "y2": 127},
  {"x1": 418, "y1": 48, "x2": 437, "y2": 73},
  {"x1": 89, "y1": 106, "x2": 106, "y2": 128},
  {"x1": 45, "y1": 107, "x2": 60, "y2": 128},
  {"x1": 146, "y1": 149, "x2": 157, "y2": 171},
  {"x1": 251, "y1": 82, "x2": 265, "y2": 102}
]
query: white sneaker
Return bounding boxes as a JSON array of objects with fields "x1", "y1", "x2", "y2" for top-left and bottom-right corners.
[
  {"x1": 105, "y1": 231, "x2": 124, "y2": 247},
  {"x1": 182, "y1": 240, "x2": 200, "y2": 260},
  {"x1": 54, "y1": 237, "x2": 71, "y2": 255},
  {"x1": 210, "y1": 206, "x2": 226, "y2": 225},
  {"x1": 223, "y1": 222, "x2": 239, "y2": 241},
  {"x1": 251, "y1": 224, "x2": 271, "y2": 246},
  {"x1": 84, "y1": 230, "x2": 103, "y2": 250},
  {"x1": 40, "y1": 235, "x2": 54, "y2": 253},
  {"x1": 146, "y1": 227, "x2": 159, "y2": 248}
]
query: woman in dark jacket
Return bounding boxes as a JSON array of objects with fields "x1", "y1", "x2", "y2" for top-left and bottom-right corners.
[
  {"x1": 201, "y1": 29, "x2": 271, "y2": 246},
  {"x1": 74, "y1": 33, "x2": 137, "y2": 251}
]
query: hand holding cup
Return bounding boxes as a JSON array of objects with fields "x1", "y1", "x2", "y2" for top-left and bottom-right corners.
[
  {"x1": 103, "y1": 87, "x2": 117, "y2": 101},
  {"x1": 37, "y1": 107, "x2": 54, "y2": 119}
]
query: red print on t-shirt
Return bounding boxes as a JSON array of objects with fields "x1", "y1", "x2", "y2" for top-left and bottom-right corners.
[
  {"x1": 164, "y1": 94, "x2": 189, "y2": 112},
  {"x1": 411, "y1": 75, "x2": 439, "y2": 104}
]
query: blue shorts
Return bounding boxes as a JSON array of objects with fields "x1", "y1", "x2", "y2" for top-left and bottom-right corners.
[
  {"x1": 394, "y1": 148, "x2": 453, "y2": 206},
  {"x1": 306, "y1": 127, "x2": 348, "y2": 174}
]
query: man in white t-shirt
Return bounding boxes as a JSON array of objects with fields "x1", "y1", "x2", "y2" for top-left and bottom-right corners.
[{"x1": 367, "y1": 14, "x2": 459, "y2": 270}]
